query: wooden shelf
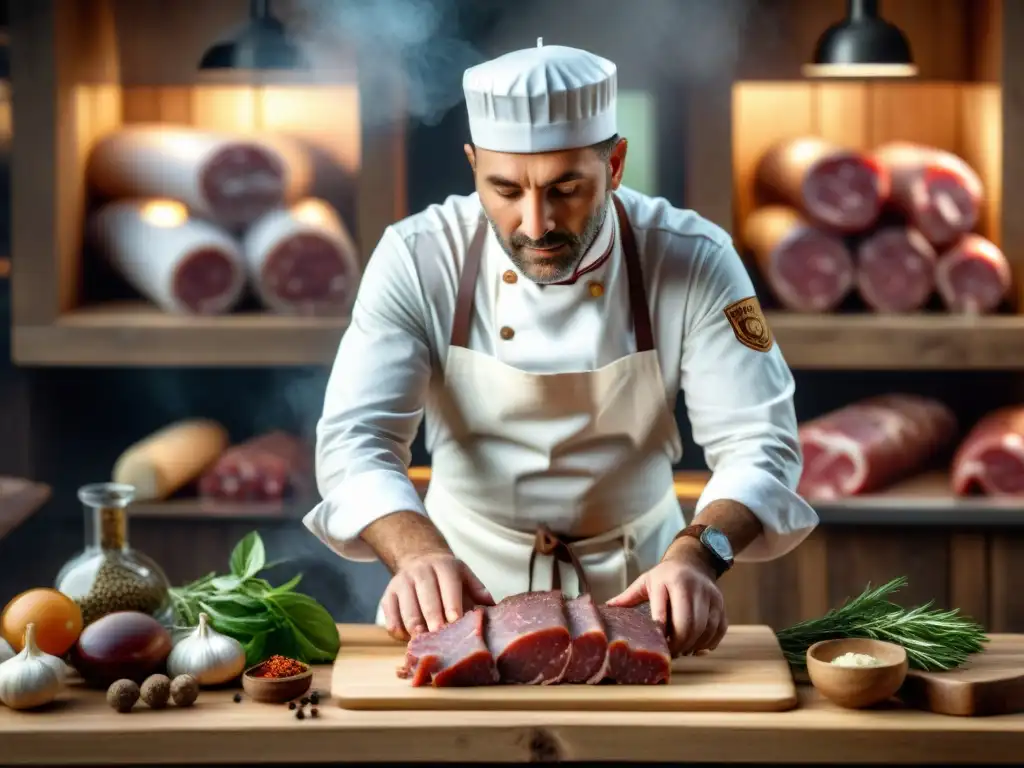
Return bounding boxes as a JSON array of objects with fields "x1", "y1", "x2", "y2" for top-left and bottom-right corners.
[
  {"x1": 768, "y1": 312, "x2": 1024, "y2": 370},
  {"x1": 14, "y1": 304, "x2": 1024, "y2": 369},
  {"x1": 11, "y1": 302, "x2": 348, "y2": 367},
  {"x1": 122, "y1": 468, "x2": 1024, "y2": 528}
]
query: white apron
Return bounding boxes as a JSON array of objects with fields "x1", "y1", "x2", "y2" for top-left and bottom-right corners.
[{"x1": 376, "y1": 195, "x2": 685, "y2": 622}]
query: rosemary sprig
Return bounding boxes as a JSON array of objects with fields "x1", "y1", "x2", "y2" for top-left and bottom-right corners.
[{"x1": 775, "y1": 576, "x2": 988, "y2": 672}]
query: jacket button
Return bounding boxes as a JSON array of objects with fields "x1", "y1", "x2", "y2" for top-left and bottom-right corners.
[
  {"x1": 588, "y1": 281, "x2": 604, "y2": 298},
  {"x1": 503, "y1": 270, "x2": 518, "y2": 284},
  {"x1": 499, "y1": 326, "x2": 515, "y2": 341}
]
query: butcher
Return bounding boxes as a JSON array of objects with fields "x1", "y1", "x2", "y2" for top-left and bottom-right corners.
[{"x1": 304, "y1": 40, "x2": 819, "y2": 657}]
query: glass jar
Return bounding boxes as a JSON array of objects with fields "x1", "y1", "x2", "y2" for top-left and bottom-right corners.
[{"x1": 55, "y1": 482, "x2": 173, "y2": 627}]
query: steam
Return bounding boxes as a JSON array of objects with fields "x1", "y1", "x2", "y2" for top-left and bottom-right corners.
[{"x1": 286, "y1": 0, "x2": 486, "y2": 127}]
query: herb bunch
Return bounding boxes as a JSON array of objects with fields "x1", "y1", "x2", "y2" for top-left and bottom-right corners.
[
  {"x1": 775, "y1": 576, "x2": 988, "y2": 672},
  {"x1": 168, "y1": 532, "x2": 341, "y2": 667}
]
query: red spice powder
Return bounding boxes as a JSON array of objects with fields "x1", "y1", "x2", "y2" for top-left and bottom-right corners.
[{"x1": 252, "y1": 655, "x2": 307, "y2": 678}]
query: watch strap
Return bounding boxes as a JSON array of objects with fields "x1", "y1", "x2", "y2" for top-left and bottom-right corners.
[{"x1": 673, "y1": 524, "x2": 731, "y2": 577}]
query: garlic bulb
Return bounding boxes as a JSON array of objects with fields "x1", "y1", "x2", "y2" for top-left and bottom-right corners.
[
  {"x1": 0, "y1": 623, "x2": 64, "y2": 710},
  {"x1": 167, "y1": 612, "x2": 245, "y2": 686},
  {"x1": 0, "y1": 636, "x2": 13, "y2": 665}
]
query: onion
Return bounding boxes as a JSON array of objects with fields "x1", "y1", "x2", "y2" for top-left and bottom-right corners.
[{"x1": 70, "y1": 611, "x2": 172, "y2": 687}]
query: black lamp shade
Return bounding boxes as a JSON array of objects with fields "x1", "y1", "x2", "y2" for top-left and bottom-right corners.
[
  {"x1": 199, "y1": 15, "x2": 307, "y2": 71},
  {"x1": 804, "y1": 1, "x2": 917, "y2": 78}
]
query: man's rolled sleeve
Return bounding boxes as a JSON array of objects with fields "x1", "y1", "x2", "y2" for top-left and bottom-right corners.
[
  {"x1": 303, "y1": 227, "x2": 433, "y2": 562},
  {"x1": 681, "y1": 237, "x2": 819, "y2": 562}
]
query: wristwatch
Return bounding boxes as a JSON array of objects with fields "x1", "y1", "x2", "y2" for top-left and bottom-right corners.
[{"x1": 673, "y1": 524, "x2": 734, "y2": 578}]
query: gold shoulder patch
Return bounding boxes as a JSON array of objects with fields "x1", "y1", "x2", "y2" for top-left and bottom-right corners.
[{"x1": 723, "y1": 296, "x2": 773, "y2": 352}]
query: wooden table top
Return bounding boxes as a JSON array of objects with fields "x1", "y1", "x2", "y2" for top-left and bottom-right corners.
[{"x1": 1, "y1": 624, "x2": 1023, "y2": 765}]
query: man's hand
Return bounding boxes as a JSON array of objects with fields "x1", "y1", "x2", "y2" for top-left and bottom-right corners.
[
  {"x1": 606, "y1": 543, "x2": 727, "y2": 657},
  {"x1": 382, "y1": 551, "x2": 494, "y2": 641}
]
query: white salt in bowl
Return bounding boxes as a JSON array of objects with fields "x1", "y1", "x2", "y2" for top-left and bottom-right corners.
[{"x1": 806, "y1": 638, "x2": 908, "y2": 709}]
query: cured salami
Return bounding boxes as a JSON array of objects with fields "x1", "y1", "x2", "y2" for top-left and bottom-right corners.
[
  {"x1": 89, "y1": 199, "x2": 246, "y2": 315},
  {"x1": 87, "y1": 125, "x2": 312, "y2": 230},
  {"x1": 198, "y1": 431, "x2": 311, "y2": 502},
  {"x1": 872, "y1": 142, "x2": 983, "y2": 248},
  {"x1": 742, "y1": 205, "x2": 854, "y2": 312},
  {"x1": 951, "y1": 407, "x2": 1024, "y2": 497},
  {"x1": 935, "y1": 234, "x2": 1011, "y2": 315},
  {"x1": 798, "y1": 395, "x2": 957, "y2": 499},
  {"x1": 242, "y1": 198, "x2": 360, "y2": 316},
  {"x1": 855, "y1": 227, "x2": 937, "y2": 313},
  {"x1": 754, "y1": 136, "x2": 888, "y2": 233}
]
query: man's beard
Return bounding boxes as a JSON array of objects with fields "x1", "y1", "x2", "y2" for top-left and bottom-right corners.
[{"x1": 489, "y1": 195, "x2": 610, "y2": 285}]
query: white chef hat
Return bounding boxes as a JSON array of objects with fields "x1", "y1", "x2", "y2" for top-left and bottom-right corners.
[{"x1": 463, "y1": 38, "x2": 617, "y2": 154}]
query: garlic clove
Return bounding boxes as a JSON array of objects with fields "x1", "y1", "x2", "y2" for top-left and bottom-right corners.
[
  {"x1": 166, "y1": 612, "x2": 246, "y2": 687},
  {"x1": 0, "y1": 637, "x2": 14, "y2": 665},
  {"x1": 0, "y1": 623, "x2": 64, "y2": 710}
]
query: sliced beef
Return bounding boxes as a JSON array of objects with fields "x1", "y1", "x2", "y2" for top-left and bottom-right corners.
[
  {"x1": 798, "y1": 394, "x2": 957, "y2": 499},
  {"x1": 951, "y1": 406, "x2": 1024, "y2": 497},
  {"x1": 396, "y1": 607, "x2": 498, "y2": 687},
  {"x1": 562, "y1": 594, "x2": 609, "y2": 684},
  {"x1": 486, "y1": 591, "x2": 572, "y2": 684},
  {"x1": 599, "y1": 605, "x2": 672, "y2": 685}
]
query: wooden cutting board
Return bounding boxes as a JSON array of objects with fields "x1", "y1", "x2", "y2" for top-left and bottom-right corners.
[
  {"x1": 332, "y1": 624, "x2": 798, "y2": 712},
  {"x1": 898, "y1": 634, "x2": 1024, "y2": 716}
]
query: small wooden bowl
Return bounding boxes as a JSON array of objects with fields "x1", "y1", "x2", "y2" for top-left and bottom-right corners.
[
  {"x1": 806, "y1": 638, "x2": 908, "y2": 709},
  {"x1": 241, "y1": 662, "x2": 313, "y2": 704}
]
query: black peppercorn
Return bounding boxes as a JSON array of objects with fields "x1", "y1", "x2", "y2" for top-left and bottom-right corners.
[
  {"x1": 309, "y1": 691, "x2": 320, "y2": 705},
  {"x1": 300, "y1": 696, "x2": 310, "y2": 705},
  {"x1": 296, "y1": 709, "x2": 305, "y2": 720},
  {"x1": 233, "y1": 693, "x2": 242, "y2": 703},
  {"x1": 310, "y1": 707, "x2": 319, "y2": 718},
  {"x1": 288, "y1": 701, "x2": 297, "y2": 710}
]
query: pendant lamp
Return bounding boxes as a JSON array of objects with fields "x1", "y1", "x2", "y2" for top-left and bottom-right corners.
[
  {"x1": 199, "y1": 0, "x2": 307, "y2": 71},
  {"x1": 802, "y1": 0, "x2": 916, "y2": 79}
]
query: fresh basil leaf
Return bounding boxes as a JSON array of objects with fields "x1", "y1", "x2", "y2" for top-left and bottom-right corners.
[
  {"x1": 229, "y1": 532, "x2": 266, "y2": 579},
  {"x1": 269, "y1": 574, "x2": 302, "y2": 594},
  {"x1": 243, "y1": 632, "x2": 269, "y2": 667},
  {"x1": 210, "y1": 575, "x2": 242, "y2": 592},
  {"x1": 201, "y1": 593, "x2": 265, "y2": 615},
  {"x1": 198, "y1": 601, "x2": 276, "y2": 636},
  {"x1": 266, "y1": 592, "x2": 340, "y2": 661},
  {"x1": 241, "y1": 578, "x2": 274, "y2": 599}
]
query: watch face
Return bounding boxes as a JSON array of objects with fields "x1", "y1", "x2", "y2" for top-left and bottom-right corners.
[{"x1": 702, "y1": 528, "x2": 734, "y2": 562}]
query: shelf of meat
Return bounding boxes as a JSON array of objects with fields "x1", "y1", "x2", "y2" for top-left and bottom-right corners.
[{"x1": 730, "y1": 82, "x2": 1023, "y2": 370}]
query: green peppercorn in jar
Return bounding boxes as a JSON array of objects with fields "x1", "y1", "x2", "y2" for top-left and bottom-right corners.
[{"x1": 55, "y1": 482, "x2": 173, "y2": 627}]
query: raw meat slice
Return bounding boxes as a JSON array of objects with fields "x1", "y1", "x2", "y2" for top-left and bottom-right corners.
[
  {"x1": 485, "y1": 591, "x2": 571, "y2": 685},
  {"x1": 951, "y1": 407, "x2": 1024, "y2": 497},
  {"x1": 397, "y1": 607, "x2": 498, "y2": 687},
  {"x1": 798, "y1": 394, "x2": 957, "y2": 499},
  {"x1": 855, "y1": 226, "x2": 937, "y2": 313},
  {"x1": 935, "y1": 234, "x2": 1011, "y2": 315},
  {"x1": 562, "y1": 594, "x2": 609, "y2": 684},
  {"x1": 198, "y1": 431, "x2": 310, "y2": 502},
  {"x1": 599, "y1": 605, "x2": 672, "y2": 685},
  {"x1": 754, "y1": 136, "x2": 888, "y2": 233},
  {"x1": 242, "y1": 199, "x2": 361, "y2": 317},
  {"x1": 872, "y1": 142, "x2": 983, "y2": 248},
  {"x1": 742, "y1": 205, "x2": 854, "y2": 312}
]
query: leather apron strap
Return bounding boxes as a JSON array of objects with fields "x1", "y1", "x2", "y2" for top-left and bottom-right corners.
[{"x1": 448, "y1": 193, "x2": 656, "y2": 593}]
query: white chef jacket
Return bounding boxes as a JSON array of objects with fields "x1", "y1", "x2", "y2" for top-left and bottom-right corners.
[{"x1": 306, "y1": 185, "x2": 818, "y2": 563}]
